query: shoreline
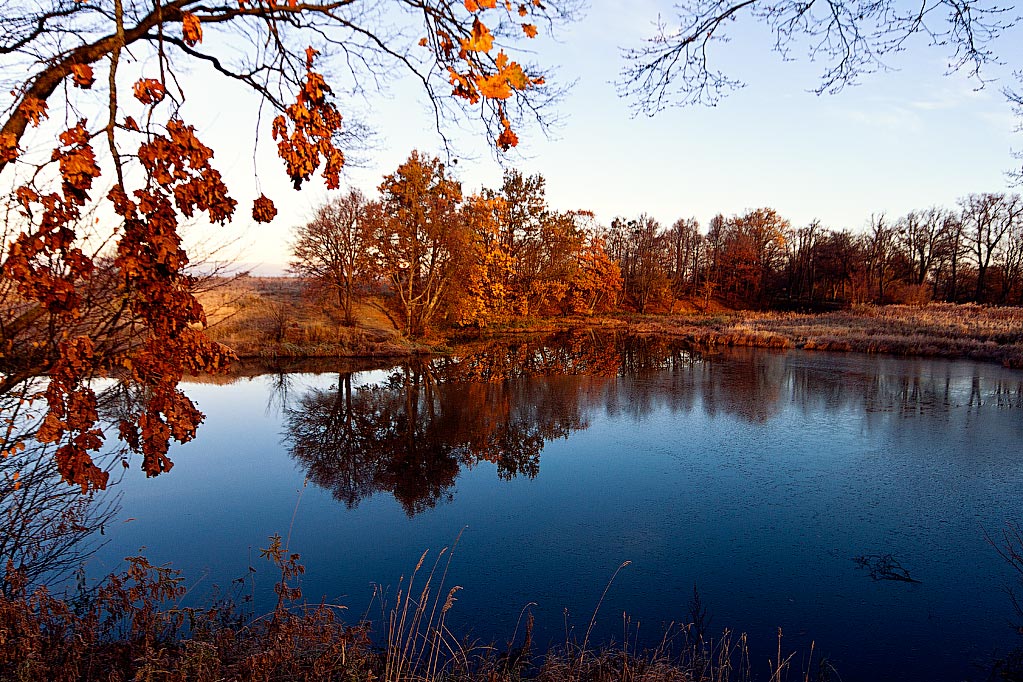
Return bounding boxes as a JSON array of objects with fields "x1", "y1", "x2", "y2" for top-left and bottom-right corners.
[{"x1": 216, "y1": 303, "x2": 1023, "y2": 370}]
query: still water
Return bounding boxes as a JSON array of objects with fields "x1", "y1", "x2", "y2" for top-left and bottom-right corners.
[{"x1": 91, "y1": 334, "x2": 1023, "y2": 680}]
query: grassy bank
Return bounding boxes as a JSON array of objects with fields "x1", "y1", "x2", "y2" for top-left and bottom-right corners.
[
  {"x1": 198, "y1": 275, "x2": 420, "y2": 359},
  {"x1": 621, "y1": 303, "x2": 1023, "y2": 368},
  {"x1": 197, "y1": 277, "x2": 1023, "y2": 367}
]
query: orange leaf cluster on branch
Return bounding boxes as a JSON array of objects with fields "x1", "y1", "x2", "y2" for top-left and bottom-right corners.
[
  {"x1": 272, "y1": 50, "x2": 344, "y2": 190},
  {"x1": 106, "y1": 118, "x2": 238, "y2": 482},
  {"x1": 5, "y1": 122, "x2": 100, "y2": 322},
  {"x1": 0, "y1": 0, "x2": 565, "y2": 492},
  {"x1": 36, "y1": 337, "x2": 108, "y2": 492},
  {"x1": 429, "y1": 2, "x2": 547, "y2": 151}
]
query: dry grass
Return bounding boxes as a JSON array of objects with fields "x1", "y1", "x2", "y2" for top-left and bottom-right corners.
[
  {"x1": 196, "y1": 275, "x2": 414, "y2": 359},
  {"x1": 0, "y1": 539, "x2": 836, "y2": 682},
  {"x1": 624, "y1": 303, "x2": 1023, "y2": 368},
  {"x1": 194, "y1": 280, "x2": 1023, "y2": 369}
]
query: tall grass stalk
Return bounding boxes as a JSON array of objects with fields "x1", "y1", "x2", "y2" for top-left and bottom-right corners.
[{"x1": 384, "y1": 528, "x2": 465, "y2": 681}]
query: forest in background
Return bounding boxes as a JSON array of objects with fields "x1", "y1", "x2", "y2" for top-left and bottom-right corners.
[{"x1": 285, "y1": 151, "x2": 1023, "y2": 343}]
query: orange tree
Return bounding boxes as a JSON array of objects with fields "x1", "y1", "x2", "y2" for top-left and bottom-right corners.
[
  {"x1": 372, "y1": 150, "x2": 466, "y2": 338},
  {"x1": 0, "y1": 0, "x2": 569, "y2": 491}
]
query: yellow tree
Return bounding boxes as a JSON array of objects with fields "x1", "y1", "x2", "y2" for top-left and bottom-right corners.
[
  {"x1": 374, "y1": 151, "x2": 465, "y2": 338},
  {"x1": 454, "y1": 194, "x2": 517, "y2": 329},
  {"x1": 0, "y1": 0, "x2": 567, "y2": 490},
  {"x1": 566, "y1": 235, "x2": 622, "y2": 315}
]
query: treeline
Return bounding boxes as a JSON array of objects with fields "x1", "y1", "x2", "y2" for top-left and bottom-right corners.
[
  {"x1": 291, "y1": 151, "x2": 621, "y2": 337},
  {"x1": 292, "y1": 151, "x2": 1023, "y2": 337},
  {"x1": 574, "y1": 195, "x2": 1023, "y2": 310}
]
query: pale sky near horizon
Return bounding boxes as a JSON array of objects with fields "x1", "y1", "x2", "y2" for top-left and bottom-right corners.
[{"x1": 175, "y1": 0, "x2": 1023, "y2": 274}]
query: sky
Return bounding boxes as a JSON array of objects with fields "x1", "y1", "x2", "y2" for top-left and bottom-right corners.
[{"x1": 172, "y1": 0, "x2": 1023, "y2": 274}]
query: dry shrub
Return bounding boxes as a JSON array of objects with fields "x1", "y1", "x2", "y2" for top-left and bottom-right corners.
[
  {"x1": 0, "y1": 538, "x2": 820, "y2": 682},
  {"x1": 0, "y1": 538, "x2": 369, "y2": 682},
  {"x1": 888, "y1": 283, "x2": 932, "y2": 306}
]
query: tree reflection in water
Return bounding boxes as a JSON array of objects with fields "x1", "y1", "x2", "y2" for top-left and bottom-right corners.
[
  {"x1": 283, "y1": 332, "x2": 681, "y2": 516},
  {"x1": 284, "y1": 331, "x2": 1023, "y2": 516}
]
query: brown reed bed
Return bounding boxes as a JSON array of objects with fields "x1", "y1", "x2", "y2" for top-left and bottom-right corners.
[{"x1": 624, "y1": 303, "x2": 1023, "y2": 368}]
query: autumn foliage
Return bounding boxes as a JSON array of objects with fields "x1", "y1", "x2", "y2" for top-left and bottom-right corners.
[{"x1": 1, "y1": 0, "x2": 560, "y2": 490}]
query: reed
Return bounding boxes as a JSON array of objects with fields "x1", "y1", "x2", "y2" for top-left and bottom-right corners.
[
  {"x1": 0, "y1": 537, "x2": 848, "y2": 681},
  {"x1": 626, "y1": 303, "x2": 1023, "y2": 367}
]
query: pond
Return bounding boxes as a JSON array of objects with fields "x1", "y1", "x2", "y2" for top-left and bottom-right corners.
[{"x1": 87, "y1": 333, "x2": 1023, "y2": 681}]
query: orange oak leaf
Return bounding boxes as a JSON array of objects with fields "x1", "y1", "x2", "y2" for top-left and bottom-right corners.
[
  {"x1": 71, "y1": 64, "x2": 95, "y2": 88},
  {"x1": 448, "y1": 68, "x2": 480, "y2": 104},
  {"x1": 182, "y1": 12, "x2": 202, "y2": 47},
  {"x1": 497, "y1": 124, "x2": 518, "y2": 150},
  {"x1": 0, "y1": 132, "x2": 18, "y2": 163},
  {"x1": 522, "y1": 23, "x2": 537, "y2": 38},
  {"x1": 477, "y1": 52, "x2": 531, "y2": 99},
  {"x1": 133, "y1": 78, "x2": 166, "y2": 104},
  {"x1": 437, "y1": 30, "x2": 455, "y2": 57},
  {"x1": 252, "y1": 194, "x2": 277, "y2": 222},
  {"x1": 464, "y1": 0, "x2": 497, "y2": 10},
  {"x1": 478, "y1": 73, "x2": 512, "y2": 99},
  {"x1": 461, "y1": 18, "x2": 494, "y2": 52},
  {"x1": 20, "y1": 97, "x2": 48, "y2": 127}
]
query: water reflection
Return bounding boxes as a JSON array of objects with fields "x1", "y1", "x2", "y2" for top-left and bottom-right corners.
[
  {"x1": 282, "y1": 333, "x2": 1022, "y2": 517},
  {"x1": 1, "y1": 383, "x2": 123, "y2": 593},
  {"x1": 284, "y1": 357, "x2": 596, "y2": 516}
]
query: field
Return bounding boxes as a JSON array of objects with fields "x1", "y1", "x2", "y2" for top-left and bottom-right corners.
[
  {"x1": 196, "y1": 275, "x2": 415, "y2": 359},
  {"x1": 623, "y1": 303, "x2": 1023, "y2": 368},
  {"x1": 195, "y1": 277, "x2": 1023, "y2": 368}
]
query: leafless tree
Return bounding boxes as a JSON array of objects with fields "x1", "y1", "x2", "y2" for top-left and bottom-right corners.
[
  {"x1": 618, "y1": 0, "x2": 1015, "y2": 112},
  {"x1": 667, "y1": 216, "x2": 703, "y2": 297},
  {"x1": 290, "y1": 189, "x2": 376, "y2": 326},
  {"x1": 959, "y1": 192, "x2": 1023, "y2": 301},
  {"x1": 617, "y1": 0, "x2": 1022, "y2": 179},
  {"x1": 897, "y1": 207, "x2": 953, "y2": 287}
]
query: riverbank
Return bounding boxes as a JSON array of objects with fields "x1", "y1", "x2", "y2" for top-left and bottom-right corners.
[
  {"x1": 619, "y1": 303, "x2": 1023, "y2": 368},
  {"x1": 199, "y1": 277, "x2": 1023, "y2": 368}
]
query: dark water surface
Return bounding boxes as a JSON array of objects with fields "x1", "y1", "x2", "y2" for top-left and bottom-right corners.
[{"x1": 91, "y1": 335, "x2": 1023, "y2": 680}]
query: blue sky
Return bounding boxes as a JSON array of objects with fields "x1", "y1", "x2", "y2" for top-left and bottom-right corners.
[{"x1": 186, "y1": 0, "x2": 1023, "y2": 273}]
